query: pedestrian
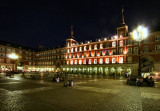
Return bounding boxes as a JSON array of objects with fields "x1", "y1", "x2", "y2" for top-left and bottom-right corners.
[
  {"x1": 68, "y1": 80, "x2": 71, "y2": 86},
  {"x1": 71, "y1": 80, "x2": 74, "y2": 86},
  {"x1": 139, "y1": 77, "x2": 143, "y2": 86},
  {"x1": 22, "y1": 71, "x2": 25, "y2": 77}
]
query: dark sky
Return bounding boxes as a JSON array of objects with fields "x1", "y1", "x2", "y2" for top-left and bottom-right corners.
[{"x1": 0, "y1": 0, "x2": 160, "y2": 49}]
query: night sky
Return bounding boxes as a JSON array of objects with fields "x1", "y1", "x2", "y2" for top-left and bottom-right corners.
[{"x1": 0, "y1": 0, "x2": 160, "y2": 49}]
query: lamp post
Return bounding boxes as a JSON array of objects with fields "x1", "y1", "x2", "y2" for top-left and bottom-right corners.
[
  {"x1": 8, "y1": 53, "x2": 19, "y2": 71},
  {"x1": 132, "y1": 25, "x2": 149, "y2": 77}
]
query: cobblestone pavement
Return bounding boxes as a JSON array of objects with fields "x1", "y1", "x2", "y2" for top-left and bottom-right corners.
[{"x1": 0, "y1": 73, "x2": 160, "y2": 111}]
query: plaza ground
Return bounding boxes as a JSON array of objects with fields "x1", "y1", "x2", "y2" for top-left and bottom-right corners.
[{"x1": 0, "y1": 73, "x2": 160, "y2": 111}]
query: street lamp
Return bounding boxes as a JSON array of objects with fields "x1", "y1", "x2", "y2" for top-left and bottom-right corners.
[
  {"x1": 8, "y1": 53, "x2": 19, "y2": 71},
  {"x1": 132, "y1": 25, "x2": 149, "y2": 76},
  {"x1": 8, "y1": 53, "x2": 19, "y2": 59}
]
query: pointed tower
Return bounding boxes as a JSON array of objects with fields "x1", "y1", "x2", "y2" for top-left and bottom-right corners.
[
  {"x1": 66, "y1": 25, "x2": 77, "y2": 47},
  {"x1": 70, "y1": 25, "x2": 74, "y2": 39},
  {"x1": 117, "y1": 8, "x2": 128, "y2": 38}
]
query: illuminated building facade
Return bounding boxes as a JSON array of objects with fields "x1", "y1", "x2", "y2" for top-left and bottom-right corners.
[
  {"x1": 0, "y1": 10, "x2": 160, "y2": 76},
  {"x1": 0, "y1": 40, "x2": 35, "y2": 72},
  {"x1": 64, "y1": 27, "x2": 160, "y2": 76}
]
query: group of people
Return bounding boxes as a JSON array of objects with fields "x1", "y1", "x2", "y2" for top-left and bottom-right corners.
[
  {"x1": 52, "y1": 76, "x2": 64, "y2": 82},
  {"x1": 64, "y1": 80, "x2": 74, "y2": 87},
  {"x1": 6, "y1": 70, "x2": 15, "y2": 78},
  {"x1": 136, "y1": 76, "x2": 154, "y2": 86},
  {"x1": 127, "y1": 76, "x2": 154, "y2": 86}
]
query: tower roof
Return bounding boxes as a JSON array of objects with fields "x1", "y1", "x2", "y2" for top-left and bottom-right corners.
[
  {"x1": 119, "y1": 7, "x2": 127, "y2": 27},
  {"x1": 70, "y1": 25, "x2": 74, "y2": 39}
]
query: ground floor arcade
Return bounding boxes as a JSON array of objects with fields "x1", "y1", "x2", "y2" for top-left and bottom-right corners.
[{"x1": 62, "y1": 64, "x2": 138, "y2": 77}]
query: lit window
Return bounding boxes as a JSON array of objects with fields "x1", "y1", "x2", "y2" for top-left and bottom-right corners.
[
  {"x1": 75, "y1": 47, "x2": 77, "y2": 52},
  {"x1": 70, "y1": 60, "x2": 73, "y2": 65},
  {"x1": 67, "y1": 61, "x2": 69, "y2": 65},
  {"x1": 94, "y1": 44, "x2": 97, "y2": 50},
  {"x1": 79, "y1": 60, "x2": 82, "y2": 64},
  {"x1": 100, "y1": 44, "x2": 103, "y2": 49},
  {"x1": 106, "y1": 58, "x2": 109, "y2": 64},
  {"x1": 71, "y1": 48, "x2": 73, "y2": 52},
  {"x1": 67, "y1": 49, "x2": 69, "y2": 53},
  {"x1": 119, "y1": 40, "x2": 123, "y2": 46},
  {"x1": 75, "y1": 60, "x2": 77, "y2": 64},
  {"x1": 112, "y1": 58, "x2": 116, "y2": 63},
  {"x1": 89, "y1": 59, "x2": 92, "y2": 64},
  {"x1": 112, "y1": 42, "x2": 116, "y2": 47},
  {"x1": 84, "y1": 46, "x2": 87, "y2": 51},
  {"x1": 89, "y1": 45, "x2": 92, "y2": 50},
  {"x1": 119, "y1": 57, "x2": 123, "y2": 63},
  {"x1": 83, "y1": 59, "x2": 86, "y2": 64},
  {"x1": 99, "y1": 58, "x2": 103, "y2": 64},
  {"x1": 94, "y1": 59, "x2": 97, "y2": 64},
  {"x1": 79, "y1": 47, "x2": 82, "y2": 51}
]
